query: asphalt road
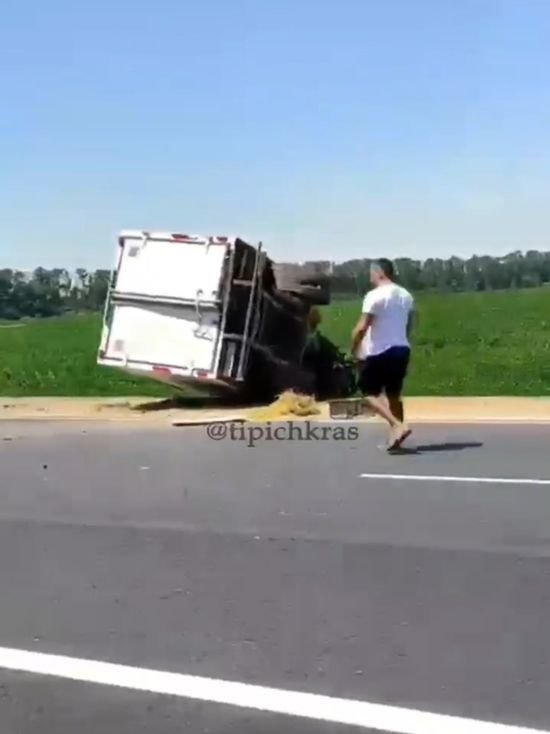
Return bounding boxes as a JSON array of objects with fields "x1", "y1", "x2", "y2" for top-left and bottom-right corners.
[{"x1": 1, "y1": 420, "x2": 550, "y2": 732}]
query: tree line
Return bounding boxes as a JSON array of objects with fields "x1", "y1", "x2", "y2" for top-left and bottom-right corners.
[
  {"x1": 1, "y1": 250, "x2": 549, "y2": 320},
  {"x1": 0, "y1": 269, "x2": 110, "y2": 320},
  {"x1": 328, "y1": 250, "x2": 550, "y2": 296}
]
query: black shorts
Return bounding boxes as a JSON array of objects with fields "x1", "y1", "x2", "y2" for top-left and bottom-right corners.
[{"x1": 359, "y1": 346, "x2": 410, "y2": 397}]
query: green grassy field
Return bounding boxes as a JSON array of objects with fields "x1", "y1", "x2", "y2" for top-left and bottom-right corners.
[
  {"x1": 324, "y1": 289, "x2": 550, "y2": 395},
  {"x1": 1, "y1": 288, "x2": 549, "y2": 396},
  {"x1": 0, "y1": 317, "x2": 168, "y2": 398}
]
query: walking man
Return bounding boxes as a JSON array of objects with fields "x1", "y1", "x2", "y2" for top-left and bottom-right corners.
[{"x1": 350, "y1": 258, "x2": 415, "y2": 450}]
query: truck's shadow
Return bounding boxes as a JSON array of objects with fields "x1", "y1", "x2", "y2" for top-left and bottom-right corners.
[
  {"x1": 133, "y1": 395, "x2": 261, "y2": 412},
  {"x1": 392, "y1": 441, "x2": 483, "y2": 455}
]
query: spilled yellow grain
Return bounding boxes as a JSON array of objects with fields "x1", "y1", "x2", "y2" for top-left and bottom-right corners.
[{"x1": 248, "y1": 390, "x2": 321, "y2": 421}]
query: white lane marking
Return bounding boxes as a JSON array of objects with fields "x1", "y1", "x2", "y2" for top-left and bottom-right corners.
[
  {"x1": 360, "y1": 473, "x2": 550, "y2": 485},
  {"x1": 0, "y1": 646, "x2": 547, "y2": 733}
]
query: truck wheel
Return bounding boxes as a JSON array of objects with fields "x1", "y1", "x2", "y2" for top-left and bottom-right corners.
[
  {"x1": 286, "y1": 282, "x2": 330, "y2": 306},
  {"x1": 273, "y1": 265, "x2": 331, "y2": 306}
]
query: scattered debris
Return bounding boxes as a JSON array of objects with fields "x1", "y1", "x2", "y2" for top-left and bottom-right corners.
[
  {"x1": 329, "y1": 397, "x2": 364, "y2": 420},
  {"x1": 172, "y1": 414, "x2": 246, "y2": 427}
]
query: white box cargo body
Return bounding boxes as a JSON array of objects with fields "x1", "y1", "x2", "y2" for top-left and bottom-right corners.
[{"x1": 98, "y1": 231, "x2": 263, "y2": 392}]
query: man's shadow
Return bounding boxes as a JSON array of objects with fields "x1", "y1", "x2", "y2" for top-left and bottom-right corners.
[{"x1": 390, "y1": 441, "x2": 483, "y2": 455}]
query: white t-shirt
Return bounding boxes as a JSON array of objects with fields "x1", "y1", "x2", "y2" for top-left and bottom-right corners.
[{"x1": 358, "y1": 283, "x2": 413, "y2": 358}]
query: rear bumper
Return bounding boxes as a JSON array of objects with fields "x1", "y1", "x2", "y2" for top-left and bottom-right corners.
[{"x1": 97, "y1": 356, "x2": 240, "y2": 395}]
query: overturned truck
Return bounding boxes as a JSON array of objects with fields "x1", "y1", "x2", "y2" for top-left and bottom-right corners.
[{"x1": 97, "y1": 231, "x2": 355, "y2": 401}]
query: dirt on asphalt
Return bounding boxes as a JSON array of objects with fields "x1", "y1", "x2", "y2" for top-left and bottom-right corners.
[{"x1": 1, "y1": 396, "x2": 550, "y2": 425}]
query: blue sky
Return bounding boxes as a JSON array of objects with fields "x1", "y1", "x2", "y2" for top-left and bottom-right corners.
[{"x1": 1, "y1": 0, "x2": 549, "y2": 269}]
